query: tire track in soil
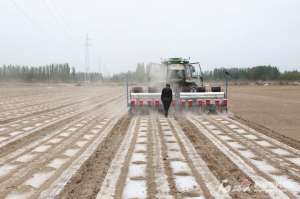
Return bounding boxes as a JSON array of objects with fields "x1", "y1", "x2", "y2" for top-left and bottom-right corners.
[
  {"x1": 176, "y1": 116, "x2": 270, "y2": 199},
  {"x1": 57, "y1": 115, "x2": 131, "y2": 199}
]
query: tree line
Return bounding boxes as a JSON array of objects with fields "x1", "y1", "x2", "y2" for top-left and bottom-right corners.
[
  {"x1": 110, "y1": 64, "x2": 300, "y2": 82},
  {"x1": 204, "y1": 66, "x2": 300, "y2": 81},
  {"x1": 0, "y1": 64, "x2": 103, "y2": 82},
  {"x1": 1, "y1": 64, "x2": 299, "y2": 83}
]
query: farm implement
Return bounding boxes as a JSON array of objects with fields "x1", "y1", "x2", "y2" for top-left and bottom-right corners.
[{"x1": 127, "y1": 58, "x2": 228, "y2": 114}]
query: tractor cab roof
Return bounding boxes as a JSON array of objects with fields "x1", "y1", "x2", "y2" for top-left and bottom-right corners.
[{"x1": 163, "y1": 57, "x2": 190, "y2": 65}]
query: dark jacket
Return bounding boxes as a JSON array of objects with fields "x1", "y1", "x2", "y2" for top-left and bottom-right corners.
[{"x1": 161, "y1": 87, "x2": 173, "y2": 102}]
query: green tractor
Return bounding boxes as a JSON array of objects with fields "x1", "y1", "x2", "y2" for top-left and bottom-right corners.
[
  {"x1": 162, "y1": 57, "x2": 205, "y2": 92},
  {"x1": 127, "y1": 58, "x2": 227, "y2": 114}
]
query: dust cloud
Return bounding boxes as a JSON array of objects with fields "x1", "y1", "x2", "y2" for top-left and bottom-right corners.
[{"x1": 146, "y1": 63, "x2": 167, "y2": 89}]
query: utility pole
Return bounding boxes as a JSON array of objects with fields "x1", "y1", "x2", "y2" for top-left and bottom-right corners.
[{"x1": 85, "y1": 33, "x2": 91, "y2": 82}]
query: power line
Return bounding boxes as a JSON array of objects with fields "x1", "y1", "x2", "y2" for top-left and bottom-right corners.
[
  {"x1": 10, "y1": 0, "x2": 66, "y2": 40},
  {"x1": 48, "y1": 0, "x2": 73, "y2": 33},
  {"x1": 42, "y1": 0, "x2": 75, "y2": 41},
  {"x1": 10, "y1": 0, "x2": 82, "y2": 69},
  {"x1": 11, "y1": 0, "x2": 45, "y2": 31},
  {"x1": 42, "y1": 0, "x2": 61, "y2": 27}
]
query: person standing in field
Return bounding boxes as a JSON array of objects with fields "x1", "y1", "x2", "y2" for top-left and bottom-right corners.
[{"x1": 161, "y1": 83, "x2": 173, "y2": 117}]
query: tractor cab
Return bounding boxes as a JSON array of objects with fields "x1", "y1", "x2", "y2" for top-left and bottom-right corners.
[{"x1": 164, "y1": 58, "x2": 202, "y2": 91}]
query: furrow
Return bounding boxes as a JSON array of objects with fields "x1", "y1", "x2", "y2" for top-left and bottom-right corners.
[
  {"x1": 0, "y1": 90, "x2": 113, "y2": 124},
  {"x1": 0, "y1": 95, "x2": 121, "y2": 151},
  {"x1": 218, "y1": 116, "x2": 300, "y2": 156},
  {"x1": 37, "y1": 117, "x2": 121, "y2": 199},
  {"x1": 96, "y1": 117, "x2": 138, "y2": 198},
  {"x1": 1, "y1": 115, "x2": 115, "y2": 199},
  {"x1": 120, "y1": 117, "x2": 150, "y2": 199},
  {"x1": 189, "y1": 116, "x2": 292, "y2": 199},
  {"x1": 169, "y1": 118, "x2": 231, "y2": 199},
  {"x1": 157, "y1": 117, "x2": 207, "y2": 198},
  {"x1": 208, "y1": 116, "x2": 300, "y2": 179},
  {"x1": 151, "y1": 115, "x2": 173, "y2": 199}
]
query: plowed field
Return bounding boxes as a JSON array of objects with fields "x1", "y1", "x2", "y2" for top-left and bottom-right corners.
[{"x1": 0, "y1": 84, "x2": 299, "y2": 199}]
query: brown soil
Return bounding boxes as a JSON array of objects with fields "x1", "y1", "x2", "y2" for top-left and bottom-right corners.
[
  {"x1": 146, "y1": 119, "x2": 157, "y2": 199},
  {"x1": 176, "y1": 117, "x2": 270, "y2": 199},
  {"x1": 58, "y1": 115, "x2": 131, "y2": 199},
  {"x1": 229, "y1": 85, "x2": 300, "y2": 141}
]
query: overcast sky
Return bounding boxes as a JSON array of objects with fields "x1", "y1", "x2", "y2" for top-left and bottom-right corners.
[{"x1": 0, "y1": 0, "x2": 299, "y2": 74}]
